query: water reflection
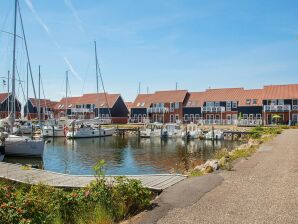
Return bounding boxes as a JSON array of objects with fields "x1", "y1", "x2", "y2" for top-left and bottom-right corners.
[{"x1": 4, "y1": 136, "x2": 242, "y2": 175}]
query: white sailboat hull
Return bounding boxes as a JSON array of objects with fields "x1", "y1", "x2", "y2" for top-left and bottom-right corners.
[
  {"x1": 5, "y1": 135, "x2": 44, "y2": 157},
  {"x1": 42, "y1": 126, "x2": 65, "y2": 137},
  {"x1": 66, "y1": 127, "x2": 115, "y2": 139}
]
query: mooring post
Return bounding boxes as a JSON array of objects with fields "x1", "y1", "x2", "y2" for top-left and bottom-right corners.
[
  {"x1": 52, "y1": 125, "x2": 54, "y2": 139},
  {"x1": 72, "y1": 122, "x2": 74, "y2": 141},
  {"x1": 212, "y1": 126, "x2": 215, "y2": 140},
  {"x1": 137, "y1": 127, "x2": 140, "y2": 138}
]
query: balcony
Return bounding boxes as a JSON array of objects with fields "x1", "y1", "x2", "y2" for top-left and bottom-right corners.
[
  {"x1": 71, "y1": 108, "x2": 93, "y2": 113},
  {"x1": 147, "y1": 107, "x2": 169, "y2": 114},
  {"x1": 263, "y1": 105, "x2": 291, "y2": 112},
  {"x1": 202, "y1": 106, "x2": 225, "y2": 113}
]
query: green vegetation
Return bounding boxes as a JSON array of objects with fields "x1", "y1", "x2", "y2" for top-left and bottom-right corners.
[
  {"x1": 190, "y1": 169, "x2": 204, "y2": 177},
  {"x1": 0, "y1": 160, "x2": 151, "y2": 224},
  {"x1": 249, "y1": 126, "x2": 282, "y2": 139}
]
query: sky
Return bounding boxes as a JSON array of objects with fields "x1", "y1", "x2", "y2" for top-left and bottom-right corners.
[{"x1": 0, "y1": 0, "x2": 298, "y2": 104}]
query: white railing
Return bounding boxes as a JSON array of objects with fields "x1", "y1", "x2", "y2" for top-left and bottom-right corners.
[
  {"x1": 147, "y1": 107, "x2": 169, "y2": 113},
  {"x1": 263, "y1": 105, "x2": 291, "y2": 112},
  {"x1": 238, "y1": 119, "x2": 263, "y2": 126},
  {"x1": 202, "y1": 106, "x2": 225, "y2": 113},
  {"x1": 71, "y1": 108, "x2": 93, "y2": 113}
]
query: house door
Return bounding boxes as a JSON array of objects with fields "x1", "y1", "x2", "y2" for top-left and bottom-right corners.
[
  {"x1": 170, "y1": 114, "x2": 174, "y2": 123},
  {"x1": 227, "y1": 114, "x2": 232, "y2": 124}
]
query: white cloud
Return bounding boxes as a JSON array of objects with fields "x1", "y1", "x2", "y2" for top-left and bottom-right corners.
[
  {"x1": 25, "y1": 0, "x2": 82, "y2": 81},
  {"x1": 64, "y1": 0, "x2": 85, "y2": 33}
]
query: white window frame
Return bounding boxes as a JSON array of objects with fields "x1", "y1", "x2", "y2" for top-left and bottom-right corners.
[
  {"x1": 175, "y1": 114, "x2": 179, "y2": 122},
  {"x1": 175, "y1": 102, "x2": 180, "y2": 109},
  {"x1": 195, "y1": 114, "x2": 200, "y2": 120},
  {"x1": 214, "y1": 102, "x2": 220, "y2": 107},
  {"x1": 232, "y1": 101, "x2": 237, "y2": 108},
  {"x1": 170, "y1": 114, "x2": 175, "y2": 123},
  {"x1": 243, "y1": 114, "x2": 248, "y2": 119},
  {"x1": 226, "y1": 101, "x2": 231, "y2": 111},
  {"x1": 189, "y1": 114, "x2": 194, "y2": 122},
  {"x1": 184, "y1": 114, "x2": 189, "y2": 121},
  {"x1": 278, "y1": 99, "x2": 284, "y2": 105},
  {"x1": 253, "y1": 99, "x2": 258, "y2": 105},
  {"x1": 256, "y1": 114, "x2": 261, "y2": 119},
  {"x1": 246, "y1": 99, "x2": 251, "y2": 105},
  {"x1": 249, "y1": 114, "x2": 254, "y2": 120},
  {"x1": 206, "y1": 101, "x2": 214, "y2": 107}
]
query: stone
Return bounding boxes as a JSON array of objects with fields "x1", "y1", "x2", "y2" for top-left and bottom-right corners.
[{"x1": 208, "y1": 160, "x2": 219, "y2": 170}]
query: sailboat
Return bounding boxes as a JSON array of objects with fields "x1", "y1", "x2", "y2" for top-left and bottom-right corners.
[
  {"x1": 4, "y1": 0, "x2": 44, "y2": 157},
  {"x1": 42, "y1": 71, "x2": 69, "y2": 137},
  {"x1": 66, "y1": 41, "x2": 115, "y2": 139}
]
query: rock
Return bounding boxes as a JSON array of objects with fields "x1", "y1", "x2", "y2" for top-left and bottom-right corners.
[
  {"x1": 208, "y1": 160, "x2": 219, "y2": 170},
  {"x1": 203, "y1": 165, "x2": 214, "y2": 173},
  {"x1": 194, "y1": 164, "x2": 204, "y2": 171}
]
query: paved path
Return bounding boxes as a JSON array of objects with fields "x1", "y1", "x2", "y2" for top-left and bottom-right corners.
[
  {"x1": 0, "y1": 162, "x2": 186, "y2": 192},
  {"x1": 129, "y1": 129, "x2": 298, "y2": 223},
  {"x1": 157, "y1": 129, "x2": 298, "y2": 224}
]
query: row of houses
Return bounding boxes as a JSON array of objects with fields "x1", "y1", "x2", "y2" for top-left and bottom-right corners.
[
  {"x1": 130, "y1": 84, "x2": 298, "y2": 125},
  {"x1": 0, "y1": 84, "x2": 297, "y2": 126}
]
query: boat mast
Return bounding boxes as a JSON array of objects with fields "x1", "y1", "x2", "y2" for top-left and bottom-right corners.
[
  {"x1": 10, "y1": 0, "x2": 18, "y2": 131},
  {"x1": 7, "y1": 70, "x2": 10, "y2": 115},
  {"x1": 26, "y1": 62, "x2": 29, "y2": 119},
  {"x1": 38, "y1": 65, "x2": 41, "y2": 126},
  {"x1": 94, "y1": 41, "x2": 99, "y2": 117},
  {"x1": 94, "y1": 41, "x2": 111, "y2": 118},
  {"x1": 65, "y1": 70, "x2": 68, "y2": 117}
]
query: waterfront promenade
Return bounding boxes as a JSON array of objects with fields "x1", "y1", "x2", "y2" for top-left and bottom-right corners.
[{"x1": 134, "y1": 129, "x2": 298, "y2": 223}]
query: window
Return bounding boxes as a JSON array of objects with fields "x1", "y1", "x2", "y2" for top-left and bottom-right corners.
[
  {"x1": 137, "y1": 103, "x2": 140, "y2": 107},
  {"x1": 215, "y1": 102, "x2": 220, "y2": 107},
  {"x1": 243, "y1": 114, "x2": 248, "y2": 119},
  {"x1": 246, "y1": 99, "x2": 251, "y2": 105},
  {"x1": 278, "y1": 99, "x2": 284, "y2": 105},
  {"x1": 232, "y1": 101, "x2": 237, "y2": 108},
  {"x1": 249, "y1": 114, "x2": 254, "y2": 120},
  {"x1": 140, "y1": 102, "x2": 145, "y2": 107},
  {"x1": 175, "y1": 102, "x2": 180, "y2": 109},
  {"x1": 269, "y1": 100, "x2": 277, "y2": 105},
  {"x1": 175, "y1": 114, "x2": 179, "y2": 121},
  {"x1": 226, "y1": 101, "x2": 231, "y2": 111},
  {"x1": 187, "y1": 101, "x2": 192, "y2": 106},
  {"x1": 253, "y1": 99, "x2": 258, "y2": 105},
  {"x1": 170, "y1": 114, "x2": 175, "y2": 123},
  {"x1": 189, "y1": 114, "x2": 194, "y2": 121},
  {"x1": 206, "y1": 101, "x2": 214, "y2": 107},
  {"x1": 102, "y1": 114, "x2": 105, "y2": 118},
  {"x1": 195, "y1": 114, "x2": 200, "y2": 120},
  {"x1": 293, "y1": 99, "x2": 298, "y2": 105},
  {"x1": 184, "y1": 114, "x2": 189, "y2": 121},
  {"x1": 256, "y1": 114, "x2": 261, "y2": 119}
]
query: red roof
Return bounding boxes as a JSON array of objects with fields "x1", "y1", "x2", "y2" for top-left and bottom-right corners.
[
  {"x1": 185, "y1": 92, "x2": 206, "y2": 107},
  {"x1": 237, "y1": 89, "x2": 264, "y2": 106},
  {"x1": 78, "y1": 93, "x2": 120, "y2": 108},
  {"x1": 29, "y1": 98, "x2": 57, "y2": 109},
  {"x1": 53, "y1": 97, "x2": 80, "y2": 109},
  {"x1": 132, "y1": 94, "x2": 153, "y2": 108},
  {"x1": 0, "y1": 93, "x2": 9, "y2": 103},
  {"x1": 132, "y1": 90, "x2": 188, "y2": 108},
  {"x1": 125, "y1": 102, "x2": 133, "y2": 109},
  {"x1": 263, "y1": 84, "x2": 298, "y2": 100},
  {"x1": 203, "y1": 88, "x2": 245, "y2": 102}
]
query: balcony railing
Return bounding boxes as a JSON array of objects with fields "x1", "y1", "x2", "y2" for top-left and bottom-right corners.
[
  {"x1": 71, "y1": 108, "x2": 93, "y2": 113},
  {"x1": 263, "y1": 105, "x2": 291, "y2": 112},
  {"x1": 202, "y1": 106, "x2": 225, "y2": 113},
  {"x1": 147, "y1": 107, "x2": 169, "y2": 114}
]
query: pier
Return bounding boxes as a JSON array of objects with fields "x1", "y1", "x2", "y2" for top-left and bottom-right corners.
[{"x1": 0, "y1": 162, "x2": 186, "y2": 192}]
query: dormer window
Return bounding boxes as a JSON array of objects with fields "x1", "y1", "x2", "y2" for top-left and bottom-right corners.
[
  {"x1": 246, "y1": 99, "x2": 251, "y2": 105},
  {"x1": 137, "y1": 103, "x2": 140, "y2": 107},
  {"x1": 253, "y1": 99, "x2": 257, "y2": 105},
  {"x1": 141, "y1": 102, "x2": 145, "y2": 107}
]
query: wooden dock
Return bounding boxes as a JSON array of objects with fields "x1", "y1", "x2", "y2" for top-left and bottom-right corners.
[{"x1": 0, "y1": 162, "x2": 186, "y2": 192}]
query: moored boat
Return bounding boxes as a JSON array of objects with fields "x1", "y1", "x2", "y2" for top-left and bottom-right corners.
[{"x1": 181, "y1": 122, "x2": 202, "y2": 139}]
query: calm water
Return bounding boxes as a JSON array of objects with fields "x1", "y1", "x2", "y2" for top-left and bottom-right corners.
[{"x1": 4, "y1": 136, "x2": 242, "y2": 175}]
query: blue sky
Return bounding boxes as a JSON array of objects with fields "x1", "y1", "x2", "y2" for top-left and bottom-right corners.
[{"x1": 0, "y1": 0, "x2": 298, "y2": 103}]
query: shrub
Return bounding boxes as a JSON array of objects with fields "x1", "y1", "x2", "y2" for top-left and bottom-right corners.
[{"x1": 213, "y1": 148, "x2": 229, "y2": 160}]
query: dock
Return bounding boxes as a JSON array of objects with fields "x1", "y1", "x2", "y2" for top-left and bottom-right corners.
[{"x1": 0, "y1": 162, "x2": 186, "y2": 192}]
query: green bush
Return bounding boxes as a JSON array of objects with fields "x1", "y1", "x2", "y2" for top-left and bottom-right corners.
[{"x1": 0, "y1": 160, "x2": 152, "y2": 224}]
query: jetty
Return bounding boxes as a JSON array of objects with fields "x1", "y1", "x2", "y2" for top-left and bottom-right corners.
[{"x1": 0, "y1": 162, "x2": 186, "y2": 192}]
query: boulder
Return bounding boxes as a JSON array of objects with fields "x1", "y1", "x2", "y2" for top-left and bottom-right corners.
[{"x1": 208, "y1": 159, "x2": 219, "y2": 170}]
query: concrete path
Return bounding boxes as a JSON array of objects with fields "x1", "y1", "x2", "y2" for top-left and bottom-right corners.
[{"x1": 133, "y1": 129, "x2": 298, "y2": 224}]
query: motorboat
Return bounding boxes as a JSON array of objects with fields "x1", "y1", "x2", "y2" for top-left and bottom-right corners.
[
  {"x1": 42, "y1": 118, "x2": 68, "y2": 137},
  {"x1": 4, "y1": 135, "x2": 44, "y2": 157},
  {"x1": 181, "y1": 123, "x2": 202, "y2": 139},
  {"x1": 140, "y1": 122, "x2": 163, "y2": 138},
  {"x1": 161, "y1": 123, "x2": 183, "y2": 138},
  {"x1": 205, "y1": 129, "x2": 224, "y2": 140},
  {"x1": 66, "y1": 124, "x2": 115, "y2": 139}
]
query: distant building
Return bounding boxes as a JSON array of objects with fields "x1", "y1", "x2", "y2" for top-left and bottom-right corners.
[
  {"x1": 24, "y1": 98, "x2": 58, "y2": 120},
  {"x1": 131, "y1": 90, "x2": 189, "y2": 123},
  {"x1": 54, "y1": 93, "x2": 129, "y2": 124},
  {"x1": 0, "y1": 93, "x2": 21, "y2": 119}
]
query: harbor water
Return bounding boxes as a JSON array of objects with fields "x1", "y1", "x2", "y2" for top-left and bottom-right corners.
[{"x1": 4, "y1": 136, "x2": 242, "y2": 175}]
